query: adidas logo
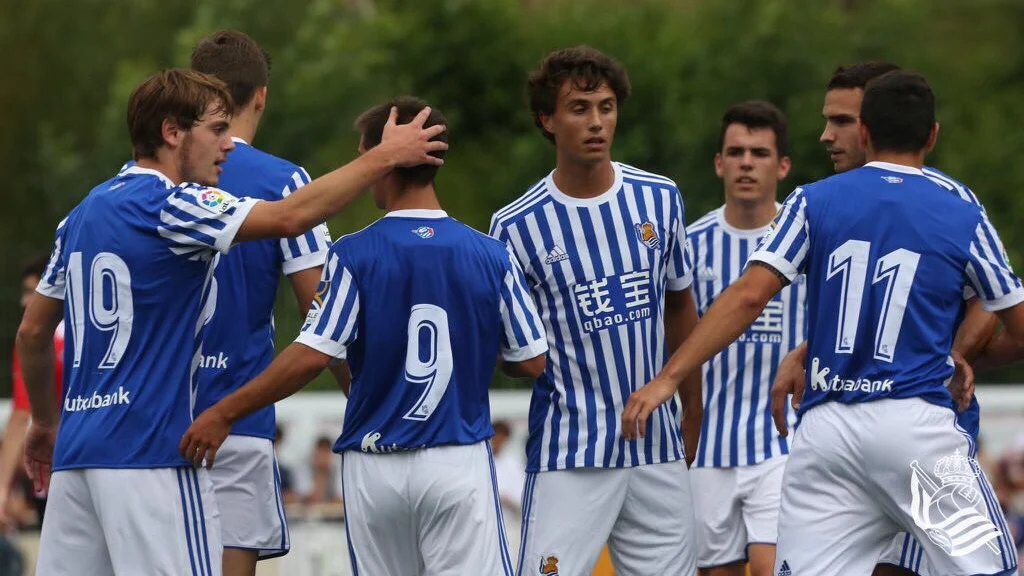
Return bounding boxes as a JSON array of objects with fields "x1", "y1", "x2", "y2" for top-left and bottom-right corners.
[
  {"x1": 545, "y1": 246, "x2": 569, "y2": 264},
  {"x1": 777, "y1": 560, "x2": 792, "y2": 576},
  {"x1": 697, "y1": 266, "x2": 716, "y2": 282}
]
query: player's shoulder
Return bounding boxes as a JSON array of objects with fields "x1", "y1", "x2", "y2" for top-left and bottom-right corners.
[
  {"x1": 687, "y1": 207, "x2": 723, "y2": 239},
  {"x1": 617, "y1": 162, "x2": 679, "y2": 192},
  {"x1": 921, "y1": 165, "x2": 983, "y2": 208},
  {"x1": 490, "y1": 175, "x2": 555, "y2": 232},
  {"x1": 221, "y1": 141, "x2": 308, "y2": 200}
]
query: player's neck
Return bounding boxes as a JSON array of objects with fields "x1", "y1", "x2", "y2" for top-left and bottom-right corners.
[
  {"x1": 228, "y1": 110, "x2": 260, "y2": 145},
  {"x1": 723, "y1": 197, "x2": 777, "y2": 230},
  {"x1": 865, "y1": 149, "x2": 926, "y2": 169},
  {"x1": 552, "y1": 157, "x2": 615, "y2": 199},
  {"x1": 386, "y1": 184, "x2": 442, "y2": 212}
]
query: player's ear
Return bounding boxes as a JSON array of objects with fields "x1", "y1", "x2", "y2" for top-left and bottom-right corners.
[
  {"x1": 858, "y1": 122, "x2": 870, "y2": 153},
  {"x1": 777, "y1": 156, "x2": 792, "y2": 180},
  {"x1": 161, "y1": 118, "x2": 185, "y2": 149},
  {"x1": 925, "y1": 122, "x2": 939, "y2": 155},
  {"x1": 539, "y1": 113, "x2": 556, "y2": 139},
  {"x1": 253, "y1": 86, "x2": 268, "y2": 115},
  {"x1": 713, "y1": 152, "x2": 724, "y2": 178}
]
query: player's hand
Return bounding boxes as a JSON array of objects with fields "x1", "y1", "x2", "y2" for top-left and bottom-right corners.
[
  {"x1": 771, "y1": 349, "x2": 805, "y2": 438},
  {"x1": 380, "y1": 106, "x2": 448, "y2": 168},
  {"x1": 179, "y1": 407, "x2": 231, "y2": 469},
  {"x1": 949, "y1": 350, "x2": 975, "y2": 412},
  {"x1": 622, "y1": 376, "x2": 677, "y2": 440},
  {"x1": 22, "y1": 421, "x2": 56, "y2": 496}
]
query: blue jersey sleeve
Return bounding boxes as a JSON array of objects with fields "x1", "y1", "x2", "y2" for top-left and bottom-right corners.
[
  {"x1": 965, "y1": 212, "x2": 1024, "y2": 311},
  {"x1": 667, "y1": 190, "x2": 694, "y2": 291},
  {"x1": 36, "y1": 216, "x2": 69, "y2": 300},
  {"x1": 157, "y1": 184, "x2": 259, "y2": 257},
  {"x1": 499, "y1": 247, "x2": 547, "y2": 361},
  {"x1": 295, "y1": 249, "x2": 360, "y2": 358},
  {"x1": 749, "y1": 186, "x2": 810, "y2": 281},
  {"x1": 278, "y1": 167, "x2": 333, "y2": 275}
]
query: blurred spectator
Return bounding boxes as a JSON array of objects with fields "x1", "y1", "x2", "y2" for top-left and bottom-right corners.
[
  {"x1": 274, "y1": 424, "x2": 299, "y2": 505},
  {"x1": 298, "y1": 436, "x2": 343, "y2": 512},
  {"x1": 0, "y1": 255, "x2": 63, "y2": 532}
]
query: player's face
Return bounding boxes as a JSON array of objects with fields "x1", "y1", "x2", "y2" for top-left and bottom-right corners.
[
  {"x1": 820, "y1": 88, "x2": 867, "y2": 172},
  {"x1": 20, "y1": 274, "x2": 40, "y2": 309},
  {"x1": 542, "y1": 80, "x2": 617, "y2": 165},
  {"x1": 715, "y1": 124, "x2": 790, "y2": 204},
  {"x1": 179, "y1": 100, "x2": 233, "y2": 186}
]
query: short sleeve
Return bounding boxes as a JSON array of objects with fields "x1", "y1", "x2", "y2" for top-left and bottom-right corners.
[
  {"x1": 278, "y1": 168, "x2": 332, "y2": 275},
  {"x1": 667, "y1": 191, "x2": 694, "y2": 291},
  {"x1": 157, "y1": 185, "x2": 260, "y2": 256},
  {"x1": 965, "y1": 212, "x2": 1024, "y2": 311},
  {"x1": 748, "y1": 187, "x2": 811, "y2": 282},
  {"x1": 294, "y1": 249, "x2": 360, "y2": 359},
  {"x1": 499, "y1": 247, "x2": 548, "y2": 362},
  {"x1": 36, "y1": 217, "x2": 69, "y2": 299}
]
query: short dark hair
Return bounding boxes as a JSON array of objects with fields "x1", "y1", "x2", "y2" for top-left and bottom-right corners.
[
  {"x1": 827, "y1": 61, "x2": 901, "y2": 91},
  {"x1": 527, "y1": 46, "x2": 632, "y2": 143},
  {"x1": 861, "y1": 70, "x2": 935, "y2": 153},
  {"x1": 355, "y1": 96, "x2": 448, "y2": 186},
  {"x1": 21, "y1": 254, "x2": 49, "y2": 280},
  {"x1": 127, "y1": 69, "x2": 235, "y2": 161},
  {"x1": 191, "y1": 30, "x2": 271, "y2": 109},
  {"x1": 719, "y1": 100, "x2": 789, "y2": 157}
]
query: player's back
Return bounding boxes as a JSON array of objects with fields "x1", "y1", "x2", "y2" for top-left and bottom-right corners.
[
  {"x1": 43, "y1": 166, "x2": 221, "y2": 469},
  {"x1": 783, "y1": 162, "x2": 1014, "y2": 414},
  {"x1": 195, "y1": 138, "x2": 329, "y2": 439},
  {"x1": 324, "y1": 211, "x2": 524, "y2": 453}
]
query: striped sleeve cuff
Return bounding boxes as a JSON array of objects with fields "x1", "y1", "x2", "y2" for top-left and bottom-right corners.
[
  {"x1": 282, "y1": 251, "x2": 329, "y2": 276},
  {"x1": 501, "y1": 337, "x2": 548, "y2": 362},
  {"x1": 981, "y1": 287, "x2": 1024, "y2": 312},
  {"x1": 212, "y1": 199, "x2": 260, "y2": 254},
  {"x1": 295, "y1": 332, "x2": 347, "y2": 360},
  {"x1": 747, "y1": 251, "x2": 799, "y2": 282}
]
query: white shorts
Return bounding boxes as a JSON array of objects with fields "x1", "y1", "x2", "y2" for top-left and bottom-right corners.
[
  {"x1": 774, "y1": 398, "x2": 1017, "y2": 576},
  {"x1": 209, "y1": 434, "x2": 289, "y2": 559},
  {"x1": 691, "y1": 455, "x2": 787, "y2": 568},
  {"x1": 518, "y1": 460, "x2": 697, "y2": 576},
  {"x1": 37, "y1": 467, "x2": 222, "y2": 576},
  {"x1": 877, "y1": 532, "x2": 929, "y2": 574},
  {"x1": 341, "y1": 441, "x2": 513, "y2": 576}
]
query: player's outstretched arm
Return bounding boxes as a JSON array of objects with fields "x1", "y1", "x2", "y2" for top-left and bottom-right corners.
[
  {"x1": 15, "y1": 293, "x2": 63, "y2": 494},
  {"x1": 500, "y1": 354, "x2": 546, "y2": 379},
  {"x1": 954, "y1": 297, "x2": 998, "y2": 361},
  {"x1": 235, "y1": 107, "x2": 447, "y2": 242},
  {"x1": 180, "y1": 343, "x2": 330, "y2": 468},
  {"x1": 622, "y1": 263, "x2": 784, "y2": 440},
  {"x1": 771, "y1": 342, "x2": 807, "y2": 437},
  {"x1": 664, "y1": 288, "x2": 702, "y2": 466}
]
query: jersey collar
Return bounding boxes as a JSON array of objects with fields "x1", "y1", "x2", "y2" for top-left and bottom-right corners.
[
  {"x1": 864, "y1": 161, "x2": 925, "y2": 176},
  {"x1": 120, "y1": 165, "x2": 175, "y2": 188},
  {"x1": 230, "y1": 136, "x2": 250, "y2": 146},
  {"x1": 383, "y1": 209, "x2": 448, "y2": 219}
]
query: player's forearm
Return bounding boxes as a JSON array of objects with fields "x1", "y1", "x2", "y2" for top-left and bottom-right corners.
[
  {"x1": 0, "y1": 410, "x2": 29, "y2": 491},
  {"x1": 660, "y1": 272, "x2": 777, "y2": 387},
  {"x1": 15, "y1": 326, "x2": 58, "y2": 427},
  {"x1": 328, "y1": 361, "x2": 352, "y2": 396},
  {"x1": 238, "y1": 147, "x2": 395, "y2": 242},
  {"x1": 953, "y1": 298, "x2": 998, "y2": 363},
  {"x1": 974, "y1": 330, "x2": 1024, "y2": 371},
  {"x1": 216, "y1": 343, "x2": 331, "y2": 423}
]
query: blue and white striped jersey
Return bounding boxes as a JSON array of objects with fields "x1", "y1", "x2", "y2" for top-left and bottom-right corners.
[
  {"x1": 195, "y1": 138, "x2": 331, "y2": 440},
  {"x1": 490, "y1": 162, "x2": 694, "y2": 472},
  {"x1": 688, "y1": 206, "x2": 802, "y2": 468},
  {"x1": 36, "y1": 165, "x2": 259, "y2": 470},
  {"x1": 750, "y1": 161, "x2": 1024, "y2": 417},
  {"x1": 295, "y1": 210, "x2": 547, "y2": 453}
]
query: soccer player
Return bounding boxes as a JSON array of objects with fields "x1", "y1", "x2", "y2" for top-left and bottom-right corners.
[
  {"x1": 687, "y1": 100, "x2": 795, "y2": 576},
  {"x1": 16, "y1": 69, "x2": 446, "y2": 575},
  {"x1": 179, "y1": 96, "x2": 548, "y2": 576},
  {"x1": 189, "y1": 30, "x2": 343, "y2": 575},
  {"x1": 489, "y1": 46, "x2": 701, "y2": 576},
  {"x1": 0, "y1": 255, "x2": 64, "y2": 527},
  {"x1": 624, "y1": 70, "x2": 1022, "y2": 576},
  {"x1": 772, "y1": 61, "x2": 998, "y2": 576}
]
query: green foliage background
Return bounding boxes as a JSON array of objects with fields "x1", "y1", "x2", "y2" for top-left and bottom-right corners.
[{"x1": 3, "y1": 0, "x2": 1023, "y2": 391}]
